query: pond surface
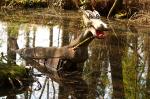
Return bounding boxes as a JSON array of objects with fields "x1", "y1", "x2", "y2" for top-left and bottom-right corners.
[{"x1": 0, "y1": 8, "x2": 150, "y2": 99}]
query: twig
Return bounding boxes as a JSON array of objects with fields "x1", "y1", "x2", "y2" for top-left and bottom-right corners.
[
  {"x1": 73, "y1": 36, "x2": 94, "y2": 50},
  {"x1": 51, "y1": 79, "x2": 56, "y2": 99},
  {"x1": 47, "y1": 78, "x2": 49, "y2": 99},
  {"x1": 107, "y1": 0, "x2": 118, "y2": 19},
  {"x1": 107, "y1": 20, "x2": 118, "y2": 39},
  {"x1": 39, "y1": 77, "x2": 48, "y2": 99},
  {"x1": 8, "y1": 77, "x2": 15, "y2": 89}
]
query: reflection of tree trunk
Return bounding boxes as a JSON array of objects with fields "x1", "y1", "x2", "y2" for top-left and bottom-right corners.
[
  {"x1": 122, "y1": 25, "x2": 140, "y2": 98},
  {"x1": 84, "y1": 40, "x2": 108, "y2": 99},
  {"x1": 25, "y1": 28, "x2": 30, "y2": 48},
  {"x1": 132, "y1": 29, "x2": 138, "y2": 99},
  {"x1": 146, "y1": 34, "x2": 150, "y2": 98},
  {"x1": 61, "y1": 18, "x2": 70, "y2": 46},
  {"x1": 25, "y1": 26, "x2": 30, "y2": 65},
  {"x1": 7, "y1": 37, "x2": 18, "y2": 64},
  {"x1": 49, "y1": 27, "x2": 53, "y2": 47},
  {"x1": 88, "y1": 45, "x2": 102, "y2": 99},
  {"x1": 58, "y1": 18, "x2": 70, "y2": 99},
  {"x1": 146, "y1": 49, "x2": 150, "y2": 97},
  {"x1": 128, "y1": 25, "x2": 139, "y2": 99},
  {"x1": 7, "y1": 23, "x2": 19, "y2": 64},
  {"x1": 109, "y1": 35, "x2": 125, "y2": 98},
  {"x1": 58, "y1": 77, "x2": 88, "y2": 99},
  {"x1": 58, "y1": 26, "x2": 61, "y2": 47},
  {"x1": 6, "y1": 22, "x2": 19, "y2": 99},
  {"x1": 32, "y1": 26, "x2": 36, "y2": 47}
]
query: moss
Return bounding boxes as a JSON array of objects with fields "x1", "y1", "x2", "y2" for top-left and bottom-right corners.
[
  {"x1": 7, "y1": 22, "x2": 19, "y2": 37},
  {"x1": 0, "y1": 63, "x2": 34, "y2": 91},
  {"x1": 0, "y1": 64, "x2": 27, "y2": 79}
]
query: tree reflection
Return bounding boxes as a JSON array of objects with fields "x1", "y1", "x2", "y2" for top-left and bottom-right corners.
[
  {"x1": 145, "y1": 33, "x2": 150, "y2": 98},
  {"x1": 7, "y1": 22, "x2": 19, "y2": 64},
  {"x1": 83, "y1": 37, "x2": 109, "y2": 98},
  {"x1": 61, "y1": 18, "x2": 70, "y2": 46},
  {"x1": 6, "y1": 22, "x2": 19, "y2": 99},
  {"x1": 49, "y1": 27, "x2": 53, "y2": 47},
  {"x1": 58, "y1": 72, "x2": 88, "y2": 99},
  {"x1": 3, "y1": 22, "x2": 34, "y2": 99},
  {"x1": 122, "y1": 25, "x2": 145, "y2": 98},
  {"x1": 108, "y1": 25, "x2": 126, "y2": 98}
]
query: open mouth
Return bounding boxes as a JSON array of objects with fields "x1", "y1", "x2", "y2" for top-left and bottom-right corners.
[{"x1": 96, "y1": 30, "x2": 105, "y2": 39}]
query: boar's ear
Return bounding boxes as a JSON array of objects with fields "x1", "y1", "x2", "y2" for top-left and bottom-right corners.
[{"x1": 82, "y1": 10, "x2": 100, "y2": 27}]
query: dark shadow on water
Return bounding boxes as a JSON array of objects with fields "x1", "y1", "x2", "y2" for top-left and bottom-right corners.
[
  {"x1": 56, "y1": 71, "x2": 88, "y2": 99},
  {"x1": 25, "y1": 58, "x2": 89, "y2": 99}
]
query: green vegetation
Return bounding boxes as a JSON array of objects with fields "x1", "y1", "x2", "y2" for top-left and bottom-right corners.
[
  {"x1": 1, "y1": 0, "x2": 48, "y2": 8},
  {"x1": 4, "y1": 0, "x2": 47, "y2": 4},
  {"x1": 7, "y1": 22, "x2": 19, "y2": 37},
  {"x1": 0, "y1": 0, "x2": 149, "y2": 18},
  {"x1": 0, "y1": 53, "x2": 28, "y2": 80},
  {"x1": 0, "y1": 64, "x2": 27, "y2": 79},
  {"x1": 122, "y1": 50, "x2": 137, "y2": 99}
]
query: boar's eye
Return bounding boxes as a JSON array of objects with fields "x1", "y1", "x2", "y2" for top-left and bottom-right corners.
[
  {"x1": 93, "y1": 10, "x2": 101, "y2": 19},
  {"x1": 95, "y1": 14, "x2": 100, "y2": 19}
]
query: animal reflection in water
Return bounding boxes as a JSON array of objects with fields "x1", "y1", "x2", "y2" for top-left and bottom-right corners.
[
  {"x1": 17, "y1": 10, "x2": 108, "y2": 72},
  {"x1": 29, "y1": 59, "x2": 89, "y2": 99},
  {"x1": 55, "y1": 72, "x2": 88, "y2": 99}
]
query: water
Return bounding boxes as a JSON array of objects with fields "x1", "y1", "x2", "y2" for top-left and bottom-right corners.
[{"x1": 0, "y1": 8, "x2": 150, "y2": 99}]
